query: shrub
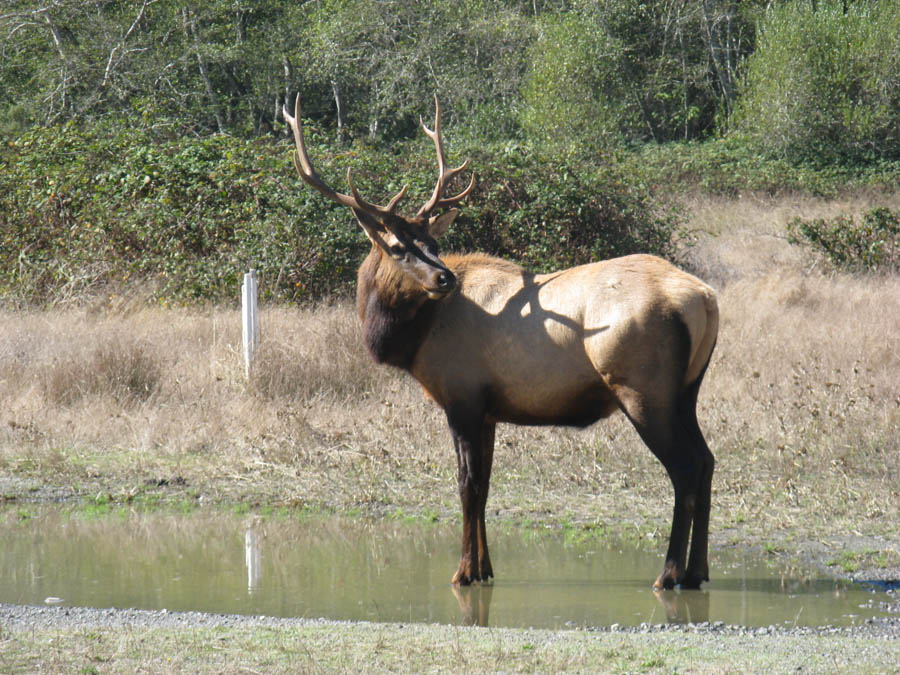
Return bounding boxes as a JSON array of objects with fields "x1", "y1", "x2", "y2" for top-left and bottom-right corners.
[
  {"x1": 1, "y1": 121, "x2": 679, "y2": 306},
  {"x1": 787, "y1": 208, "x2": 900, "y2": 274},
  {"x1": 0, "y1": 120, "x2": 365, "y2": 304},
  {"x1": 624, "y1": 136, "x2": 900, "y2": 198},
  {"x1": 732, "y1": 1, "x2": 900, "y2": 164},
  {"x1": 452, "y1": 143, "x2": 678, "y2": 270}
]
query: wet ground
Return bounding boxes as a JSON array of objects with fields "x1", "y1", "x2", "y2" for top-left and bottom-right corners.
[{"x1": 0, "y1": 509, "x2": 893, "y2": 630}]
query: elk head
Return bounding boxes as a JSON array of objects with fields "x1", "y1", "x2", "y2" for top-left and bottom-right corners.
[{"x1": 282, "y1": 95, "x2": 474, "y2": 301}]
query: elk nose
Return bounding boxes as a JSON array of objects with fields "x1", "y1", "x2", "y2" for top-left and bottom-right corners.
[{"x1": 437, "y1": 270, "x2": 455, "y2": 289}]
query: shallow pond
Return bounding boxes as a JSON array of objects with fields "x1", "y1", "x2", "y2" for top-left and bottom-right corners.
[{"x1": 0, "y1": 509, "x2": 889, "y2": 629}]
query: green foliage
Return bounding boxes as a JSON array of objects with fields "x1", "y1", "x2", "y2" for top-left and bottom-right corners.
[
  {"x1": 0, "y1": 0, "x2": 533, "y2": 142},
  {"x1": 0, "y1": 120, "x2": 677, "y2": 305},
  {"x1": 733, "y1": 0, "x2": 900, "y2": 164},
  {"x1": 0, "y1": 120, "x2": 365, "y2": 304},
  {"x1": 451, "y1": 143, "x2": 678, "y2": 270},
  {"x1": 4, "y1": 0, "x2": 899, "y2": 306},
  {"x1": 787, "y1": 208, "x2": 900, "y2": 274},
  {"x1": 521, "y1": 14, "x2": 629, "y2": 151},
  {"x1": 0, "y1": 0, "x2": 759, "y2": 147},
  {"x1": 303, "y1": 0, "x2": 533, "y2": 141},
  {"x1": 522, "y1": 1, "x2": 762, "y2": 149},
  {"x1": 626, "y1": 137, "x2": 900, "y2": 197}
]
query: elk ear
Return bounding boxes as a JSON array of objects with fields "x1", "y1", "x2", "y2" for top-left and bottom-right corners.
[{"x1": 427, "y1": 209, "x2": 458, "y2": 239}]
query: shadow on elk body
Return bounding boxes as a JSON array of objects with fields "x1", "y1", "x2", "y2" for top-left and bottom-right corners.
[{"x1": 282, "y1": 95, "x2": 719, "y2": 591}]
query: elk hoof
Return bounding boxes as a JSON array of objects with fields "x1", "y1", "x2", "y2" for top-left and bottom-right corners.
[
  {"x1": 653, "y1": 563, "x2": 681, "y2": 591},
  {"x1": 452, "y1": 555, "x2": 495, "y2": 586},
  {"x1": 653, "y1": 575, "x2": 676, "y2": 591},
  {"x1": 680, "y1": 570, "x2": 709, "y2": 590},
  {"x1": 452, "y1": 570, "x2": 474, "y2": 586},
  {"x1": 451, "y1": 564, "x2": 494, "y2": 586}
]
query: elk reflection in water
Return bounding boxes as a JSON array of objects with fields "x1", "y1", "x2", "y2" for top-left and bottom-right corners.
[{"x1": 0, "y1": 510, "x2": 887, "y2": 630}]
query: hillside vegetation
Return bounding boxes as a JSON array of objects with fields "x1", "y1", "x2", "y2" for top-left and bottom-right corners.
[{"x1": 1, "y1": 0, "x2": 898, "y2": 305}]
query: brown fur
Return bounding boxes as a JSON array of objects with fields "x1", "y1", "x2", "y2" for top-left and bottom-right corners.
[
  {"x1": 357, "y1": 245, "x2": 719, "y2": 590},
  {"x1": 283, "y1": 94, "x2": 718, "y2": 590}
]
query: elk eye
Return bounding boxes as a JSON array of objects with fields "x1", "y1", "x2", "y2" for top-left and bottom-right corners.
[{"x1": 390, "y1": 243, "x2": 406, "y2": 257}]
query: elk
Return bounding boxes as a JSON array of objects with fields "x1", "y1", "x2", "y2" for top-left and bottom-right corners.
[{"x1": 283, "y1": 95, "x2": 719, "y2": 591}]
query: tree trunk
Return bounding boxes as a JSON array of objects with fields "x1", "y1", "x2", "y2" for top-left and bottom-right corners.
[
  {"x1": 43, "y1": 14, "x2": 70, "y2": 118},
  {"x1": 702, "y1": 0, "x2": 736, "y2": 116},
  {"x1": 332, "y1": 79, "x2": 346, "y2": 145},
  {"x1": 183, "y1": 9, "x2": 225, "y2": 134},
  {"x1": 280, "y1": 55, "x2": 293, "y2": 136}
]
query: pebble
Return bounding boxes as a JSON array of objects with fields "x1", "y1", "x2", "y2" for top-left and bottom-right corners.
[{"x1": 2, "y1": 602, "x2": 899, "y2": 640}]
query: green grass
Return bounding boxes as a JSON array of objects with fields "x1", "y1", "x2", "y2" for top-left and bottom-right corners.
[
  {"x1": 2, "y1": 618, "x2": 900, "y2": 674},
  {"x1": 827, "y1": 549, "x2": 900, "y2": 574}
]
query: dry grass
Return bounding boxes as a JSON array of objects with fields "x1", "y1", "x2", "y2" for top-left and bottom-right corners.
[
  {"x1": 679, "y1": 190, "x2": 900, "y2": 285},
  {"x1": 1, "y1": 193, "x2": 898, "y2": 560}
]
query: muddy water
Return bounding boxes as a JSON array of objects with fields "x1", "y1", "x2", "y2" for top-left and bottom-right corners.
[{"x1": 0, "y1": 509, "x2": 888, "y2": 629}]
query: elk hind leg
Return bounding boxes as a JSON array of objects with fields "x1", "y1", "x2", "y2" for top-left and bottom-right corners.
[
  {"x1": 679, "y1": 378, "x2": 715, "y2": 589},
  {"x1": 618, "y1": 390, "x2": 704, "y2": 590},
  {"x1": 475, "y1": 423, "x2": 496, "y2": 581}
]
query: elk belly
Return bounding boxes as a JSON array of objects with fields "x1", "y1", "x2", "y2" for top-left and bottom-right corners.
[{"x1": 486, "y1": 376, "x2": 619, "y2": 428}]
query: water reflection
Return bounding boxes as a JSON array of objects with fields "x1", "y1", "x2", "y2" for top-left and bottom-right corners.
[
  {"x1": 653, "y1": 589, "x2": 710, "y2": 624},
  {"x1": 0, "y1": 508, "x2": 890, "y2": 630},
  {"x1": 453, "y1": 585, "x2": 713, "y2": 628},
  {"x1": 451, "y1": 584, "x2": 493, "y2": 626},
  {"x1": 245, "y1": 526, "x2": 262, "y2": 594}
]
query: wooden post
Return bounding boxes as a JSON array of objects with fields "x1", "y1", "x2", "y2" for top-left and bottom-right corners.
[{"x1": 242, "y1": 269, "x2": 259, "y2": 380}]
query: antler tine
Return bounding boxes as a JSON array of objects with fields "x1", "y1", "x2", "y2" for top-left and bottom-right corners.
[
  {"x1": 417, "y1": 95, "x2": 475, "y2": 218},
  {"x1": 283, "y1": 95, "x2": 359, "y2": 210},
  {"x1": 282, "y1": 94, "x2": 409, "y2": 226},
  {"x1": 347, "y1": 169, "x2": 409, "y2": 221}
]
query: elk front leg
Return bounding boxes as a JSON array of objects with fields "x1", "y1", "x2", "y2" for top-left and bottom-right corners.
[
  {"x1": 448, "y1": 412, "x2": 494, "y2": 585},
  {"x1": 475, "y1": 423, "x2": 496, "y2": 581}
]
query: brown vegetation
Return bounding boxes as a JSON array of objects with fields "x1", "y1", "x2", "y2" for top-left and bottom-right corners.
[{"x1": 1, "y1": 194, "x2": 898, "y2": 565}]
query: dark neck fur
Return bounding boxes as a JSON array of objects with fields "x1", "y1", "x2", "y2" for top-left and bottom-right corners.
[{"x1": 356, "y1": 248, "x2": 440, "y2": 370}]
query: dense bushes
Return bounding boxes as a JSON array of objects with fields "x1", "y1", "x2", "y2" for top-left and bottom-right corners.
[
  {"x1": 788, "y1": 208, "x2": 900, "y2": 274},
  {"x1": 0, "y1": 120, "x2": 359, "y2": 304},
  {"x1": 0, "y1": 122, "x2": 677, "y2": 305},
  {"x1": 733, "y1": 1, "x2": 900, "y2": 164},
  {"x1": 625, "y1": 137, "x2": 900, "y2": 197}
]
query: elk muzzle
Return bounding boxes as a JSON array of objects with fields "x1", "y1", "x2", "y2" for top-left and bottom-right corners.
[{"x1": 426, "y1": 268, "x2": 456, "y2": 299}]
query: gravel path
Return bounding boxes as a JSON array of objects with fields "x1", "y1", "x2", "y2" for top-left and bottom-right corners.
[{"x1": 3, "y1": 600, "x2": 899, "y2": 639}]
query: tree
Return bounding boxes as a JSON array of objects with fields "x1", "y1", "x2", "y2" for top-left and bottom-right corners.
[
  {"x1": 732, "y1": 0, "x2": 900, "y2": 163},
  {"x1": 521, "y1": 13, "x2": 630, "y2": 151}
]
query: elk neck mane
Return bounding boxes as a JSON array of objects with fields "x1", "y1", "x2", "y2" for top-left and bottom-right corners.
[{"x1": 355, "y1": 247, "x2": 520, "y2": 370}]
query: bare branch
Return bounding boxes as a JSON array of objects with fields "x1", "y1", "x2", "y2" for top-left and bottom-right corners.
[{"x1": 103, "y1": 0, "x2": 156, "y2": 87}]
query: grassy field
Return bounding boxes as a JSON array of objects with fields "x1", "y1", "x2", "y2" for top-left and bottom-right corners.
[
  {"x1": 1, "y1": 192, "x2": 899, "y2": 671},
  {"x1": 3, "y1": 614, "x2": 900, "y2": 674},
  {"x1": 2, "y1": 192, "x2": 897, "y2": 552}
]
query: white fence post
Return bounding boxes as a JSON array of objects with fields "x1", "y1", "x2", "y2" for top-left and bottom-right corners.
[{"x1": 242, "y1": 268, "x2": 259, "y2": 380}]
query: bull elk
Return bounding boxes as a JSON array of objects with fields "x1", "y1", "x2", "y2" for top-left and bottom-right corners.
[{"x1": 283, "y1": 95, "x2": 719, "y2": 590}]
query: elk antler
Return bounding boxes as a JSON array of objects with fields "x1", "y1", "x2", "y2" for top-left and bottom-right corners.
[
  {"x1": 416, "y1": 95, "x2": 475, "y2": 218},
  {"x1": 283, "y1": 94, "x2": 472, "y2": 234},
  {"x1": 282, "y1": 95, "x2": 408, "y2": 232}
]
